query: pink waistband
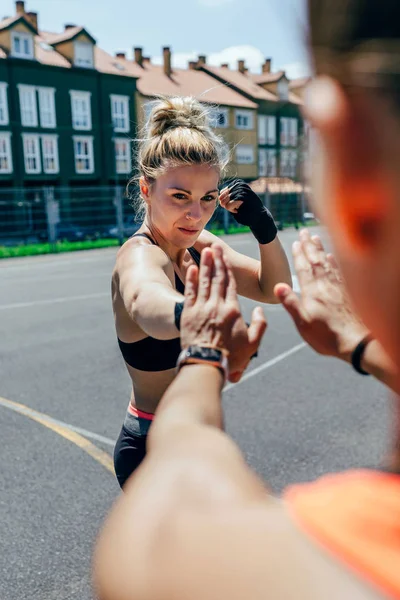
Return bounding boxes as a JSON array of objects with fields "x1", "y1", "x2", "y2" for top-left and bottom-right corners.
[{"x1": 128, "y1": 403, "x2": 155, "y2": 421}]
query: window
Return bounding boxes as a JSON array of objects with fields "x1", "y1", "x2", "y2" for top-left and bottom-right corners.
[
  {"x1": 235, "y1": 144, "x2": 254, "y2": 164},
  {"x1": 289, "y1": 118, "x2": 298, "y2": 146},
  {"x1": 38, "y1": 88, "x2": 56, "y2": 128},
  {"x1": 267, "y1": 116, "x2": 276, "y2": 145},
  {"x1": 114, "y1": 138, "x2": 131, "y2": 174},
  {"x1": 111, "y1": 95, "x2": 130, "y2": 132},
  {"x1": 19, "y1": 85, "x2": 38, "y2": 127},
  {"x1": 23, "y1": 134, "x2": 41, "y2": 174},
  {"x1": 267, "y1": 150, "x2": 277, "y2": 176},
  {"x1": 258, "y1": 115, "x2": 276, "y2": 145},
  {"x1": 212, "y1": 107, "x2": 229, "y2": 128},
  {"x1": 70, "y1": 91, "x2": 92, "y2": 130},
  {"x1": 11, "y1": 31, "x2": 34, "y2": 59},
  {"x1": 74, "y1": 42, "x2": 94, "y2": 68},
  {"x1": 41, "y1": 135, "x2": 59, "y2": 174},
  {"x1": 0, "y1": 83, "x2": 9, "y2": 125},
  {"x1": 280, "y1": 117, "x2": 289, "y2": 147},
  {"x1": 73, "y1": 136, "x2": 94, "y2": 173},
  {"x1": 235, "y1": 109, "x2": 254, "y2": 130},
  {"x1": 258, "y1": 148, "x2": 276, "y2": 177},
  {"x1": 0, "y1": 133, "x2": 12, "y2": 174},
  {"x1": 289, "y1": 150, "x2": 297, "y2": 178},
  {"x1": 280, "y1": 149, "x2": 290, "y2": 177},
  {"x1": 277, "y1": 79, "x2": 289, "y2": 101},
  {"x1": 143, "y1": 101, "x2": 154, "y2": 122},
  {"x1": 258, "y1": 148, "x2": 267, "y2": 176},
  {"x1": 258, "y1": 116, "x2": 267, "y2": 145}
]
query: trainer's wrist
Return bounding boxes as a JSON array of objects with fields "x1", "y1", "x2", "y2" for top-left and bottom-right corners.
[{"x1": 351, "y1": 334, "x2": 373, "y2": 375}]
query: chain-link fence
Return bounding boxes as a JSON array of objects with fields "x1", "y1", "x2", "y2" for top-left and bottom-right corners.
[{"x1": 0, "y1": 185, "x2": 311, "y2": 250}]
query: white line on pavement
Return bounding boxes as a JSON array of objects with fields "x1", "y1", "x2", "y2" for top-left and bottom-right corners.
[
  {"x1": 0, "y1": 342, "x2": 307, "y2": 448},
  {"x1": 0, "y1": 274, "x2": 299, "y2": 311},
  {"x1": 0, "y1": 252, "x2": 116, "y2": 272},
  {"x1": 0, "y1": 292, "x2": 109, "y2": 310},
  {"x1": 0, "y1": 396, "x2": 116, "y2": 447},
  {"x1": 224, "y1": 342, "x2": 306, "y2": 392}
]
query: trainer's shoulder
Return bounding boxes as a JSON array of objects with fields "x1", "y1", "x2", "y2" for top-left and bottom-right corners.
[{"x1": 159, "y1": 500, "x2": 382, "y2": 600}]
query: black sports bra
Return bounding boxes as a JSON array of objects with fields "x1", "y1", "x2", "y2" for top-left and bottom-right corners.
[{"x1": 117, "y1": 232, "x2": 201, "y2": 372}]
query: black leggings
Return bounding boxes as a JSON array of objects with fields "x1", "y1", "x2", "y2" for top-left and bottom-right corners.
[
  {"x1": 113, "y1": 410, "x2": 152, "y2": 488},
  {"x1": 114, "y1": 426, "x2": 147, "y2": 488}
]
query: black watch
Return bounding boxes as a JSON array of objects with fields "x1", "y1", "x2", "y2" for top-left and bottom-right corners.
[{"x1": 176, "y1": 345, "x2": 229, "y2": 383}]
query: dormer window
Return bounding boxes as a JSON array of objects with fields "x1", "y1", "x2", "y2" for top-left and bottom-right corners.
[
  {"x1": 277, "y1": 78, "x2": 289, "y2": 101},
  {"x1": 74, "y1": 41, "x2": 94, "y2": 68},
  {"x1": 11, "y1": 30, "x2": 34, "y2": 59}
]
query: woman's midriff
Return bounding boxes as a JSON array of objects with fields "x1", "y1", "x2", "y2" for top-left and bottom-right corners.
[{"x1": 125, "y1": 363, "x2": 177, "y2": 415}]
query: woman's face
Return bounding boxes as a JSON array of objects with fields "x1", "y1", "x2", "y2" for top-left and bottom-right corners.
[{"x1": 143, "y1": 164, "x2": 219, "y2": 248}]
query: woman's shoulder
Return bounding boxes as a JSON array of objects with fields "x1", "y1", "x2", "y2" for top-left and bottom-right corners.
[
  {"x1": 195, "y1": 229, "x2": 222, "y2": 250},
  {"x1": 116, "y1": 233, "x2": 172, "y2": 273}
]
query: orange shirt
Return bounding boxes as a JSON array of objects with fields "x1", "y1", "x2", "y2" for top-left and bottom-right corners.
[{"x1": 284, "y1": 470, "x2": 400, "y2": 599}]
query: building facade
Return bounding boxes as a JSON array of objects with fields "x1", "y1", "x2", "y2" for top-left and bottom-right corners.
[
  {"x1": 127, "y1": 46, "x2": 259, "y2": 182},
  {"x1": 199, "y1": 58, "x2": 304, "y2": 182},
  {"x1": 0, "y1": 2, "x2": 138, "y2": 190}
]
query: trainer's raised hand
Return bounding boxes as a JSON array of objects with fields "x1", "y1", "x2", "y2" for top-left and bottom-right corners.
[
  {"x1": 219, "y1": 179, "x2": 277, "y2": 244},
  {"x1": 274, "y1": 229, "x2": 369, "y2": 361},
  {"x1": 181, "y1": 244, "x2": 267, "y2": 382}
]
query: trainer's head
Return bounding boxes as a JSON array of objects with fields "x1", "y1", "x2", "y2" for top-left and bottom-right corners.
[
  {"x1": 306, "y1": 0, "x2": 400, "y2": 365},
  {"x1": 135, "y1": 96, "x2": 229, "y2": 248}
]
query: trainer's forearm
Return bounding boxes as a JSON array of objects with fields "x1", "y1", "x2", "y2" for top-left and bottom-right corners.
[
  {"x1": 148, "y1": 364, "x2": 225, "y2": 451},
  {"x1": 361, "y1": 339, "x2": 399, "y2": 393},
  {"x1": 258, "y1": 237, "x2": 292, "y2": 303},
  {"x1": 131, "y1": 283, "x2": 183, "y2": 340}
]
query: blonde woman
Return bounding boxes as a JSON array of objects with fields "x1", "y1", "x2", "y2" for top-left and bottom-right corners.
[
  {"x1": 112, "y1": 97, "x2": 291, "y2": 487},
  {"x1": 96, "y1": 2, "x2": 400, "y2": 599}
]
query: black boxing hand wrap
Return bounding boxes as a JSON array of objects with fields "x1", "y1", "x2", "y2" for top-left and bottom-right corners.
[{"x1": 228, "y1": 179, "x2": 277, "y2": 244}]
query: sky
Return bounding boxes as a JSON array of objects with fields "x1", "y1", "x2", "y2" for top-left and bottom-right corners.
[{"x1": 4, "y1": 0, "x2": 311, "y2": 78}]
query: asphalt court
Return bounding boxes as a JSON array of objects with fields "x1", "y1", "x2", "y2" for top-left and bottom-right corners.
[{"x1": 0, "y1": 227, "x2": 390, "y2": 599}]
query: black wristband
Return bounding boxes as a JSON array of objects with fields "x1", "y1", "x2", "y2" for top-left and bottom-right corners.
[
  {"x1": 250, "y1": 210, "x2": 277, "y2": 245},
  {"x1": 227, "y1": 180, "x2": 277, "y2": 245},
  {"x1": 351, "y1": 335, "x2": 373, "y2": 376},
  {"x1": 174, "y1": 300, "x2": 184, "y2": 331}
]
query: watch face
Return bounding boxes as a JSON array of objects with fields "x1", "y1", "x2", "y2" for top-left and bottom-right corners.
[{"x1": 192, "y1": 346, "x2": 222, "y2": 362}]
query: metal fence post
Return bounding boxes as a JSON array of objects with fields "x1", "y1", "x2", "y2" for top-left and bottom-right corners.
[
  {"x1": 223, "y1": 208, "x2": 229, "y2": 234},
  {"x1": 44, "y1": 186, "x2": 58, "y2": 252},
  {"x1": 301, "y1": 190, "x2": 306, "y2": 223},
  {"x1": 114, "y1": 185, "x2": 124, "y2": 246}
]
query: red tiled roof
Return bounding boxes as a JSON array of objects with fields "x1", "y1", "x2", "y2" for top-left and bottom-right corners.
[
  {"x1": 44, "y1": 26, "x2": 83, "y2": 45},
  {"x1": 250, "y1": 177, "x2": 306, "y2": 194},
  {"x1": 200, "y1": 65, "x2": 277, "y2": 102},
  {"x1": 252, "y1": 70, "x2": 286, "y2": 85},
  {"x1": 289, "y1": 76, "x2": 311, "y2": 89},
  {"x1": 27, "y1": 31, "x2": 141, "y2": 78},
  {"x1": 0, "y1": 15, "x2": 20, "y2": 31},
  {"x1": 0, "y1": 14, "x2": 37, "y2": 33},
  {"x1": 288, "y1": 92, "x2": 303, "y2": 106},
  {"x1": 136, "y1": 64, "x2": 258, "y2": 108}
]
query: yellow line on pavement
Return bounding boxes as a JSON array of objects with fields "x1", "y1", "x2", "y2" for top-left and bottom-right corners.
[{"x1": 0, "y1": 395, "x2": 114, "y2": 474}]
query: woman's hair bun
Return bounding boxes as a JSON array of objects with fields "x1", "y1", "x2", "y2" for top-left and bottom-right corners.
[{"x1": 146, "y1": 96, "x2": 210, "y2": 137}]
